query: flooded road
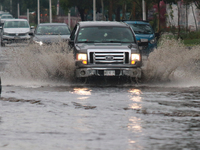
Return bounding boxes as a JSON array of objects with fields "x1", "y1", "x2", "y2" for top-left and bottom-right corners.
[{"x1": 0, "y1": 40, "x2": 200, "y2": 150}]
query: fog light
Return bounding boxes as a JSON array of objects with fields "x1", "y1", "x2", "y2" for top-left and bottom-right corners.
[
  {"x1": 80, "y1": 70, "x2": 86, "y2": 75},
  {"x1": 131, "y1": 60, "x2": 136, "y2": 64},
  {"x1": 82, "y1": 60, "x2": 87, "y2": 64}
]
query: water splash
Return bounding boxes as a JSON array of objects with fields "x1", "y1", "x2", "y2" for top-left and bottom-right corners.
[
  {"x1": 143, "y1": 36, "x2": 200, "y2": 86},
  {"x1": 2, "y1": 42, "x2": 75, "y2": 86},
  {"x1": 2, "y1": 37, "x2": 200, "y2": 87}
]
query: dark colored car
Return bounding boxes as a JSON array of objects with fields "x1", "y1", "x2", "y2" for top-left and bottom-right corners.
[
  {"x1": 31, "y1": 23, "x2": 71, "y2": 45},
  {"x1": 69, "y1": 21, "x2": 142, "y2": 82}
]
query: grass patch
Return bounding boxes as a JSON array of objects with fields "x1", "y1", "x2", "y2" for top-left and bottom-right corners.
[
  {"x1": 159, "y1": 31, "x2": 200, "y2": 46},
  {"x1": 183, "y1": 39, "x2": 200, "y2": 46}
]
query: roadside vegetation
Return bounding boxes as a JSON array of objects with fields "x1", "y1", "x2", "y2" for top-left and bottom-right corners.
[{"x1": 157, "y1": 28, "x2": 200, "y2": 47}]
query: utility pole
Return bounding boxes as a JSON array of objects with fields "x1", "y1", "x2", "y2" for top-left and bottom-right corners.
[
  {"x1": 27, "y1": 9, "x2": 29, "y2": 22},
  {"x1": 93, "y1": 0, "x2": 96, "y2": 21},
  {"x1": 68, "y1": 10, "x2": 71, "y2": 29},
  {"x1": 142, "y1": 0, "x2": 146, "y2": 21},
  {"x1": 57, "y1": 0, "x2": 59, "y2": 15},
  {"x1": 17, "y1": 3, "x2": 20, "y2": 18},
  {"x1": 38, "y1": 0, "x2": 40, "y2": 24},
  {"x1": 49, "y1": 0, "x2": 52, "y2": 23},
  {"x1": 101, "y1": 0, "x2": 104, "y2": 20},
  {"x1": 10, "y1": 0, "x2": 12, "y2": 13}
]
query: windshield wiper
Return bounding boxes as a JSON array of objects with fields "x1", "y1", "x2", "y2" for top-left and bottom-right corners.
[
  {"x1": 79, "y1": 41, "x2": 95, "y2": 43},
  {"x1": 102, "y1": 40, "x2": 121, "y2": 43}
]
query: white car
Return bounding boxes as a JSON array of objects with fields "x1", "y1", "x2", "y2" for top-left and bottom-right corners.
[
  {"x1": 0, "y1": 19, "x2": 33, "y2": 47},
  {"x1": 0, "y1": 14, "x2": 13, "y2": 25}
]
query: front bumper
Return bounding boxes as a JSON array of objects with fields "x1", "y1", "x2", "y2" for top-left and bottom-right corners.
[
  {"x1": 1, "y1": 35, "x2": 31, "y2": 44},
  {"x1": 75, "y1": 67, "x2": 142, "y2": 78}
]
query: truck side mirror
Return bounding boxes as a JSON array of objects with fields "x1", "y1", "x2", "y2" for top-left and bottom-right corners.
[{"x1": 69, "y1": 39, "x2": 74, "y2": 47}]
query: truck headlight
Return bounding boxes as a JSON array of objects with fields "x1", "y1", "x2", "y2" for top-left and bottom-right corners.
[
  {"x1": 76, "y1": 53, "x2": 87, "y2": 64},
  {"x1": 131, "y1": 54, "x2": 140, "y2": 64},
  {"x1": 150, "y1": 38, "x2": 156, "y2": 44}
]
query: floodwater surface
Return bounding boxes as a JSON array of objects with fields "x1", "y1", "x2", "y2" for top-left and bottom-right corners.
[{"x1": 0, "y1": 39, "x2": 200, "y2": 150}]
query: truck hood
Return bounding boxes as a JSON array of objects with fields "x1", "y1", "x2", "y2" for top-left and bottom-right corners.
[
  {"x1": 75, "y1": 43, "x2": 138, "y2": 51},
  {"x1": 4, "y1": 28, "x2": 30, "y2": 33}
]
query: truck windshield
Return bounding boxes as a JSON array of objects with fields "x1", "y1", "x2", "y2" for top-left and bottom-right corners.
[
  {"x1": 77, "y1": 27, "x2": 135, "y2": 43},
  {"x1": 130, "y1": 24, "x2": 153, "y2": 34}
]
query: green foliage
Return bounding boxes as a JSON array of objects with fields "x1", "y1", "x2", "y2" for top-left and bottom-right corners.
[
  {"x1": 183, "y1": 39, "x2": 200, "y2": 46},
  {"x1": 180, "y1": 31, "x2": 200, "y2": 40}
]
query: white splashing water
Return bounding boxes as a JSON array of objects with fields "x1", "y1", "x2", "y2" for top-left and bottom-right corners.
[
  {"x1": 1, "y1": 43, "x2": 75, "y2": 86},
  {"x1": 1, "y1": 37, "x2": 200, "y2": 87},
  {"x1": 143, "y1": 37, "x2": 200, "y2": 86}
]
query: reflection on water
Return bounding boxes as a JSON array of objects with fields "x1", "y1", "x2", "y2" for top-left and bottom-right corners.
[
  {"x1": 128, "y1": 89, "x2": 141, "y2": 95},
  {"x1": 71, "y1": 88, "x2": 92, "y2": 100},
  {"x1": 128, "y1": 89, "x2": 143, "y2": 148},
  {"x1": 129, "y1": 140, "x2": 136, "y2": 144},
  {"x1": 128, "y1": 89, "x2": 142, "y2": 109},
  {"x1": 77, "y1": 97, "x2": 89, "y2": 100},
  {"x1": 128, "y1": 117, "x2": 142, "y2": 132},
  {"x1": 71, "y1": 88, "x2": 92, "y2": 95},
  {"x1": 129, "y1": 103, "x2": 142, "y2": 109}
]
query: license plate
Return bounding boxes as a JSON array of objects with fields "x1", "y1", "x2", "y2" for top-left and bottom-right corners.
[
  {"x1": 141, "y1": 39, "x2": 148, "y2": 42},
  {"x1": 104, "y1": 70, "x2": 115, "y2": 76}
]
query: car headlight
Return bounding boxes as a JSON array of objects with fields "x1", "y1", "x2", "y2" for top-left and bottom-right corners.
[
  {"x1": 34, "y1": 41, "x2": 43, "y2": 46},
  {"x1": 131, "y1": 54, "x2": 140, "y2": 64},
  {"x1": 76, "y1": 53, "x2": 87, "y2": 64},
  {"x1": 150, "y1": 38, "x2": 156, "y2": 44}
]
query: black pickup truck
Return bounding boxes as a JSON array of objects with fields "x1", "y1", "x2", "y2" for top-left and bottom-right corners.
[{"x1": 68, "y1": 21, "x2": 142, "y2": 82}]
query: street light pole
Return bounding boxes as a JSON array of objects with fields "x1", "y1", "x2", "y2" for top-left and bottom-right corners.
[
  {"x1": 17, "y1": 3, "x2": 20, "y2": 18},
  {"x1": 142, "y1": 0, "x2": 146, "y2": 21},
  {"x1": 10, "y1": 0, "x2": 12, "y2": 13},
  {"x1": 27, "y1": 9, "x2": 29, "y2": 22},
  {"x1": 93, "y1": 0, "x2": 96, "y2": 21},
  {"x1": 38, "y1": 0, "x2": 40, "y2": 24},
  {"x1": 49, "y1": 0, "x2": 52, "y2": 23}
]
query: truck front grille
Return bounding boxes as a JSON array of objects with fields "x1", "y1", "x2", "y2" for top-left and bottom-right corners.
[
  {"x1": 88, "y1": 50, "x2": 131, "y2": 64},
  {"x1": 89, "y1": 50, "x2": 130, "y2": 64},
  {"x1": 88, "y1": 50, "x2": 130, "y2": 64}
]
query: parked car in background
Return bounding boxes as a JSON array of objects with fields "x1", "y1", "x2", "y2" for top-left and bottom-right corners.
[
  {"x1": 0, "y1": 11, "x2": 10, "y2": 19},
  {"x1": 0, "y1": 14, "x2": 14, "y2": 26},
  {"x1": 123, "y1": 21, "x2": 157, "y2": 55},
  {"x1": 0, "y1": 19, "x2": 33, "y2": 47},
  {"x1": 69, "y1": 21, "x2": 142, "y2": 82},
  {"x1": 30, "y1": 23, "x2": 71, "y2": 46}
]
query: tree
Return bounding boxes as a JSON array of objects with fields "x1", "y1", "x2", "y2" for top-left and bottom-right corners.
[{"x1": 59, "y1": 0, "x2": 94, "y2": 21}]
